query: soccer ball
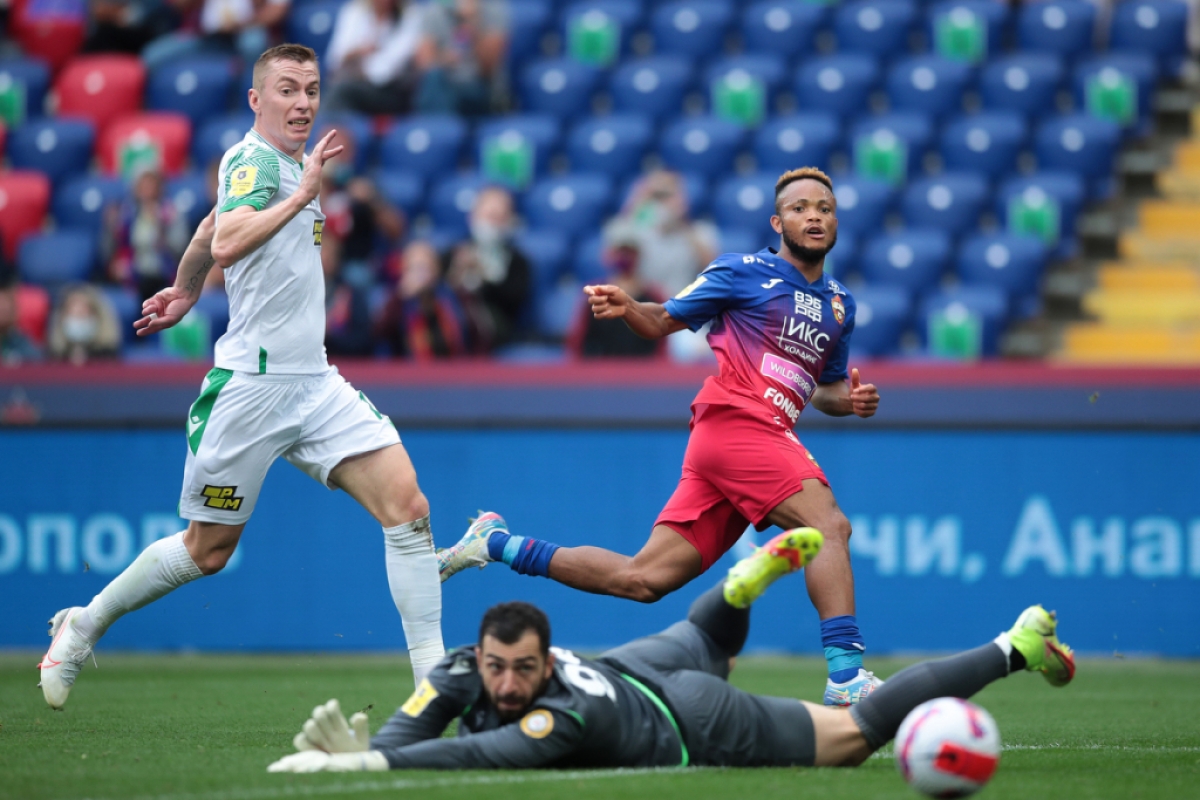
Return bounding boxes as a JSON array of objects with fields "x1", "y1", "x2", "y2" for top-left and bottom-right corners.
[{"x1": 894, "y1": 697, "x2": 1000, "y2": 798}]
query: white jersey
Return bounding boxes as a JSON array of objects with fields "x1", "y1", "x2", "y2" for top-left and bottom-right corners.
[{"x1": 213, "y1": 129, "x2": 328, "y2": 375}]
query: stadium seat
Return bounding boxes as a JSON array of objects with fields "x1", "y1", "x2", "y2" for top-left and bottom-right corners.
[
  {"x1": 717, "y1": 227, "x2": 762, "y2": 257},
  {"x1": 428, "y1": 173, "x2": 493, "y2": 233},
  {"x1": 7, "y1": 118, "x2": 95, "y2": 187},
  {"x1": 918, "y1": 284, "x2": 1008, "y2": 356},
  {"x1": 978, "y1": 53, "x2": 1064, "y2": 120},
  {"x1": 379, "y1": 115, "x2": 468, "y2": 179},
  {"x1": 373, "y1": 171, "x2": 425, "y2": 219},
  {"x1": 316, "y1": 112, "x2": 375, "y2": 174},
  {"x1": 1071, "y1": 53, "x2": 1159, "y2": 138},
  {"x1": 658, "y1": 116, "x2": 746, "y2": 179},
  {"x1": 18, "y1": 230, "x2": 96, "y2": 287},
  {"x1": 885, "y1": 55, "x2": 972, "y2": 120},
  {"x1": 900, "y1": 172, "x2": 989, "y2": 238},
  {"x1": 741, "y1": 1, "x2": 826, "y2": 61},
  {"x1": 859, "y1": 228, "x2": 951, "y2": 292},
  {"x1": 192, "y1": 111, "x2": 255, "y2": 170},
  {"x1": 995, "y1": 170, "x2": 1085, "y2": 260},
  {"x1": 522, "y1": 173, "x2": 614, "y2": 239},
  {"x1": 53, "y1": 175, "x2": 129, "y2": 234},
  {"x1": 519, "y1": 57, "x2": 603, "y2": 119},
  {"x1": 850, "y1": 111, "x2": 935, "y2": 180},
  {"x1": 15, "y1": 283, "x2": 51, "y2": 345},
  {"x1": 97, "y1": 112, "x2": 191, "y2": 177},
  {"x1": 650, "y1": 0, "x2": 735, "y2": 59},
  {"x1": 566, "y1": 114, "x2": 654, "y2": 180},
  {"x1": 10, "y1": 5, "x2": 85, "y2": 73},
  {"x1": 507, "y1": 0, "x2": 554, "y2": 70},
  {"x1": 165, "y1": 171, "x2": 213, "y2": 228},
  {"x1": 616, "y1": 172, "x2": 711, "y2": 218},
  {"x1": 705, "y1": 54, "x2": 789, "y2": 112},
  {"x1": 956, "y1": 232, "x2": 1048, "y2": 299},
  {"x1": 475, "y1": 113, "x2": 562, "y2": 187},
  {"x1": 54, "y1": 55, "x2": 145, "y2": 134},
  {"x1": 1034, "y1": 113, "x2": 1121, "y2": 198},
  {"x1": 609, "y1": 56, "x2": 693, "y2": 121},
  {"x1": 0, "y1": 171, "x2": 50, "y2": 260},
  {"x1": 847, "y1": 284, "x2": 910, "y2": 356},
  {"x1": 939, "y1": 111, "x2": 1027, "y2": 181},
  {"x1": 823, "y1": 230, "x2": 857, "y2": 278},
  {"x1": 793, "y1": 54, "x2": 881, "y2": 121},
  {"x1": 925, "y1": 0, "x2": 1010, "y2": 64},
  {"x1": 515, "y1": 228, "x2": 571, "y2": 291},
  {"x1": 145, "y1": 55, "x2": 236, "y2": 129},
  {"x1": 574, "y1": 232, "x2": 607, "y2": 284},
  {"x1": 1108, "y1": 0, "x2": 1190, "y2": 77},
  {"x1": 754, "y1": 112, "x2": 840, "y2": 174},
  {"x1": 833, "y1": 0, "x2": 918, "y2": 58},
  {"x1": 100, "y1": 284, "x2": 141, "y2": 345},
  {"x1": 560, "y1": 0, "x2": 645, "y2": 61},
  {"x1": 0, "y1": 57, "x2": 50, "y2": 123},
  {"x1": 286, "y1": 0, "x2": 341, "y2": 56},
  {"x1": 712, "y1": 173, "x2": 778, "y2": 240},
  {"x1": 538, "y1": 278, "x2": 585, "y2": 339},
  {"x1": 831, "y1": 175, "x2": 894, "y2": 238},
  {"x1": 1016, "y1": 0, "x2": 1097, "y2": 61},
  {"x1": 193, "y1": 290, "x2": 231, "y2": 341}
]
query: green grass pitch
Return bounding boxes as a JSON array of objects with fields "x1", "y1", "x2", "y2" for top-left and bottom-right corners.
[{"x1": 1, "y1": 653, "x2": 1197, "y2": 800}]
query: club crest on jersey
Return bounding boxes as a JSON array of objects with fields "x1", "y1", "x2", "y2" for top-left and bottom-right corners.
[
  {"x1": 832, "y1": 295, "x2": 846, "y2": 325},
  {"x1": 229, "y1": 166, "x2": 257, "y2": 197},
  {"x1": 794, "y1": 291, "x2": 822, "y2": 322},
  {"x1": 520, "y1": 709, "x2": 555, "y2": 739},
  {"x1": 312, "y1": 220, "x2": 324, "y2": 246}
]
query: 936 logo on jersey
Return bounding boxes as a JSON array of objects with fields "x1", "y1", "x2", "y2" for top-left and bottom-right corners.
[
  {"x1": 201, "y1": 485, "x2": 243, "y2": 511},
  {"x1": 794, "y1": 291, "x2": 822, "y2": 322}
]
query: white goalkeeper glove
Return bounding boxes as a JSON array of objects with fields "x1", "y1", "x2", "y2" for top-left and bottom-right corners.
[
  {"x1": 267, "y1": 750, "x2": 389, "y2": 773},
  {"x1": 292, "y1": 699, "x2": 371, "y2": 753}
]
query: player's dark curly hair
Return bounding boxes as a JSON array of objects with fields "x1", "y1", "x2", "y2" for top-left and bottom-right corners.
[
  {"x1": 774, "y1": 167, "x2": 835, "y2": 214},
  {"x1": 252, "y1": 43, "x2": 319, "y2": 90},
  {"x1": 479, "y1": 602, "x2": 552, "y2": 655}
]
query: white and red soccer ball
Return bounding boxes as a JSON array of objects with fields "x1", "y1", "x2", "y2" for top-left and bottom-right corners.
[{"x1": 895, "y1": 697, "x2": 1001, "y2": 798}]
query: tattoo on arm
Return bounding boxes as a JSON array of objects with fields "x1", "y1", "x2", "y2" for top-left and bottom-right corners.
[{"x1": 184, "y1": 257, "x2": 216, "y2": 297}]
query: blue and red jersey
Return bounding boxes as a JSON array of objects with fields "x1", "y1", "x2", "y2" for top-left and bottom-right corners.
[{"x1": 664, "y1": 247, "x2": 856, "y2": 427}]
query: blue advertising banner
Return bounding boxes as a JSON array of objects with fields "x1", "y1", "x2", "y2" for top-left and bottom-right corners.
[{"x1": 1, "y1": 429, "x2": 1197, "y2": 656}]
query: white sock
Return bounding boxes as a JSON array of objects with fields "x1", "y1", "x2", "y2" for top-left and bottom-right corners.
[
  {"x1": 74, "y1": 532, "x2": 204, "y2": 642},
  {"x1": 992, "y1": 631, "x2": 1014, "y2": 672},
  {"x1": 383, "y1": 516, "x2": 445, "y2": 685}
]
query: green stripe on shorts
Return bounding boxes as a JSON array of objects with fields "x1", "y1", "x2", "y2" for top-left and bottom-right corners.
[
  {"x1": 186, "y1": 368, "x2": 233, "y2": 455},
  {"x1": 258, "y1": 347, "x2": 268, "y2": 374}
]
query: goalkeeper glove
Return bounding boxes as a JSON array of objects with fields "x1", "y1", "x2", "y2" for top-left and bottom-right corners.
[
  {"x1": 292, "y1": 699, "x2": 371, "y2": 753},
  {"x1": 267, "y1": 750, "x2": 389, "y2": 773}
]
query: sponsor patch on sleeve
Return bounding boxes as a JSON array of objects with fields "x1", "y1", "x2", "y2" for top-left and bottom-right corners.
[
  {"x1": 400, "y1": 678, "x2": 439, "y2": 717},
  {"x1": 229, "y1": 166, "x2": 258, "y2": 197},
  {"x1": 519, "y1": 709, "x2": 554, "y2": 739},
  {"x1": 674, "y1": 275, "x2": 707, "y2": 299}
]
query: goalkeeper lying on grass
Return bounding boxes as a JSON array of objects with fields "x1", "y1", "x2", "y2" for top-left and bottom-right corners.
[{"x1": 270, "y1": 529, "x2": 1074, "y2": 773}]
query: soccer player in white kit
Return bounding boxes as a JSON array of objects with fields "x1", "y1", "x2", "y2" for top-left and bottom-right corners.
[{"x1": 37, "y1": 44, "x2": 445, "y2": 709}]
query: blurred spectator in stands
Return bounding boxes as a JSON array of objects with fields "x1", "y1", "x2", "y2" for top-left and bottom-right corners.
[
  {"x1": 603, "y1": 170, "x2": 719, "y2": 298},
  {"x1": 83, "y1": 0, "x2": 181, "y2": 55},
  {"x1": 319, "y1": 141, "x2": 406, "y2": 289},
  {"x1": 142, "y1": 0, "x2": 289, "y2": 71},
  {"x1": 47, "y1": 285, "x2": 121, "y2": 365},
  {"x1": 377, "y1": 239, "x2": 469, "y2": 360},
  {"x1": 103, "y1": 166, "x2": 190, "y2": 302},
  {"x1": 201, "y1": 158, "x2": 228, "y2": 294},
  {"x1": 325, "y1": 0, "x2": 425, "y2": 115},
  {"x1": 446, "y1": 185, "x2": 531, "y2": 353},
  {"x1": 413, "y1": 0, "x2": 510, "y2": 117},
  {"x1": 568, "y1": 221, "x2": 666, "y2": 360},
  {"x1": 0, "y1": 284, "x2": 43, "y2": 366}
]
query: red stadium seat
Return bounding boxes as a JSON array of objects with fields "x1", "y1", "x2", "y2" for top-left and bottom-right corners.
[
  {"x1": 11, "y1": 0, "x2": 86, "y2": 73},
  {"x1": 0, "y1": 171, "x2": 50, "y2": 261},
  {"x1": 54, "y1": 55, "x2": 145, "y2": 133},
  {"x1": 97, "y1": 112, "x2": 191, "y2": 177},
  {"x1": 15, "y1": 283, "x2": 51, "y2": 345}
]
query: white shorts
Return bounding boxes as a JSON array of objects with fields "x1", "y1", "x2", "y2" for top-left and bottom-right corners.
[{"x1": 179, "y1": 366, "x2": 401, "y2": 524}]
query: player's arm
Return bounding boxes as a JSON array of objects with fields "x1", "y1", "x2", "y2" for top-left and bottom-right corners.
[
  {"x1": 811, "y1": 368, "x2": 878, "y2": 418},
  {"x1": 133, "y1": 207, "x2": 217, "y2": 336},
  {"x1": 369, "y1": 676, "x2": 470, "y2": 750},
  {"x1": 584, "y1": 285, "x2": 688, "y2": 339}
]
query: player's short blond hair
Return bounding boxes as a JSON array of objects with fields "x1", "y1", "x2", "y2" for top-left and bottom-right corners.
[
  {"x1": 252, "y1": 43, "x2": 319, "y2": 91},
  {"x1": 774, "y1": 167, "x2": 835, "y2": 213}
]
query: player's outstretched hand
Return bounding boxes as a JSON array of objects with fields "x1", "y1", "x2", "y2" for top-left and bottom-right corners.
[
  {"x1": 849, "y1": 368, "x2": 879, "y2": 418},
  {"x1": 298, "y1": 129, "x2": 345, "y2": 204},
  {"x1": 584, "y1": 284, "x2": 631, "y2": 320},
  {"x1": 293, "y1": 699, "x2": 370, "y2": 753},
  {"x1": 133, "y1": 287, "x2": 197, "y2": 336},
  {"x1": 267, "y1": 750, "x2": 389, "y2": 773}
]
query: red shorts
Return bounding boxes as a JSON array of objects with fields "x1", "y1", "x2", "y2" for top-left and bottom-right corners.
[{"x1": 655, "y1": 403, "x2": 829, "y2": 571}]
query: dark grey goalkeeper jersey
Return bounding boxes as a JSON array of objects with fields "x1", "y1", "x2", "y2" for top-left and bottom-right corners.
[{"x1": 370, "y1": 645, "x2": 688, "y2": 770}]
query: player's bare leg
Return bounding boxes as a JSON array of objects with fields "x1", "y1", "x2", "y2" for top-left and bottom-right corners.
[
  {"x1": 183, "y1": 520, "x2": 245, "y2": 573},
  {"x1": 807, "y1": 702, "x2": 873, "y2": 766},
  {"x1": 329, "y1": 444, "x2": 444, "y2": 683},
  {"x1": 545, "y1": 524, "x2": 704, "y2": 603}
]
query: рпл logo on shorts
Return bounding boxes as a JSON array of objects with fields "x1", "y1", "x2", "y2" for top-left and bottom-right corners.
[{"x1": 201, "y1": 485, "x2": 243, "y2": 511}]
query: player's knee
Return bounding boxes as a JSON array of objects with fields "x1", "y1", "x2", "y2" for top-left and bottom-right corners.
[
  {"x1": 376, "y1": 487, "x2": 429, "y2": 528},
  {"x1": 821, "y1": 514, "x2": 852, "y2": 546},
  {"x1": 194, "y1": 546, "x2": 235, "y2": 575}
]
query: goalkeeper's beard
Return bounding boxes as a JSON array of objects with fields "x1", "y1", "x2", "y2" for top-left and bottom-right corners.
[
  {"x1": 494, "y1": 674, "x2": 552, "y2": 723},
  {"x1": 781, "y1": 228, "x2": 837, "y2": 267}
]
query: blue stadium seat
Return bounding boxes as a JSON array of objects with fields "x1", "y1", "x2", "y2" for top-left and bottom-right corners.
[
  {"x1": 100, "y1": 285, "x2": 141, "y2": 345},
  {"x1": 286, "y1": 0, "x2": 340, "y2": 56},
  {"x1": 794, "y1": 54, "x2": 880, "y2": 121},
  {"x1": 53, "y1": 175, "x2": 129, "y2": 233},
  {"x1": 373, "y1": 171, "x2": 425, "y2": 218},
  {"x1": 1034, "y1": 113, "x2": 1121, "y2": 199},
  {"x1": 939, "y1": 111, "x2": 1027, "y2": 181},
  {"x1": 192, "y1": 111, "x2": 254, "y2": 170},
  {"x1": 1108, "y1": 0, "x2": 1190, "y2": 77},
  {"x1": 754, "y1": 113, "x2": 840, "y2": 173},
  {"x1": 18, "y1": 230, "x2": 96, "y2": 287},
  {"x1": 8, "y1": 119, "x2": 94, "y2": 187},
  {"x1": 712, "y1": 173, "x2": 778, "y2": 240},
  {"x1": 318, "y1": 112, "x2": 375, "y2": 174},
  {"x1": 561, "y1": 0, "x2": 645, "y2": 58},
  {"x1": 833, "y1": 0, "x2": 918, "y2": 58},
  {"x1": 538, "y1": 279, "x2": 585, "y2": 340},
  {"x1": 379, "y1": 115, "x2": 468, "y2": 179},
  {"x1": 1071, "y1": 53, "x2": 1159, "y2": 138},
  {"x1": 566, "y1": 114, "x2": 654, "y2": 180},
  {"x1": 900, "y1": 172, "x2": 989, "y2": 237},
  {"x1": 574, "y1": 232, "x2": 607, "y2": 284},
  {"x1": 515, "y1": 228, "x2": 571, "y2": 290},
  {"x1": 609, "y1": 56, "x2": 693, "y2": 121},
  {"x1": 885, "y1": 55, "x2": 972, "y2": 120},
  {"x1": 475, "y1": 114, "x2": 562, "y2": 182},
  {"x1": 616, "y1": 172, "x2": 712, "y2": 218},
  {"x1": 508, "y1": 0, "x2": 553, "y2": 70},
  {"x1": 651, "y1": 0, "x2": 735, "y2": 58},
  {"x1": 918, "y1": 284, "x2": 1008, "y2": 356},
  {"x1": 925, "y1": 0, "x2": 1010, "y2": 62},
  {"x1": 1016, "y1": 0, "x2": 1096, "y2": 61},
  {"x1": 519, "y1": 57, "x2": 602, "y2": 119},
  {"x1": 522, "y1": 173, "x2": 614, "y2": 238},
  {"x1": 716, "y1": 228, "x2": 762, "y2": 257},
  {"x1": 847, "y1": 284, "x2": 910, "y2": 356},
  {"x1": 741, "y1": 1, "x2": 826, "y2": 61},
  {"x1": 165, "y1": 171, "x2": 213, "y2": 229},
  {"x1": 979, "y1": 53, "x2": 1064, "y2": 119},
  {"x1": 193, "y1": 290, "x2": 231, "y2": 341},
  {"x1": 658, "y1": 116, "x2": 746, "y2": 179},
  {"x1": 995, "y1": 170, "x2": 1086, "y2": 260},
  {"x1": 859, "y1": 229, "x2": 951, "y2": 292},
  {"x1": 823, "y1": 231, "x2": 857, "y2": 278},
  {"x1": 850, "y1": 112, "x2": 935, "y2": 178},
  {"x1": 427, "y1": 173, "x2": 493, "y2": 233},
  {"x1": 0, "y1": 57, "x2": 51, "y2": 122},
  {"x1": 832, "y1": 175, "x2": 894, "y2": 238},
  {"x1": 146, "y1": 55, "x2": 236, "y2": 128},
  {"x1": 705, "y1": 53, "x2": 789, "y2": 104},
  {"x1": 956, "y1": 232, "x2": 1048, "y2": 299}
]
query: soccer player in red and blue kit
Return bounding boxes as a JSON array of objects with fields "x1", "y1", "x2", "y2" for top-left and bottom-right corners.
[{"x1": 439, "y1": 168, "x2": 884, "y2": 706}]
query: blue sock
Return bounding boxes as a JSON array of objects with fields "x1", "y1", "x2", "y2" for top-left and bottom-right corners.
[
  {"x1": 821, "y1": 614, "x2": 865, "y2": 684},
  {"x1": 486, "y1": 532, "x2": 560, "y2": 578}
]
